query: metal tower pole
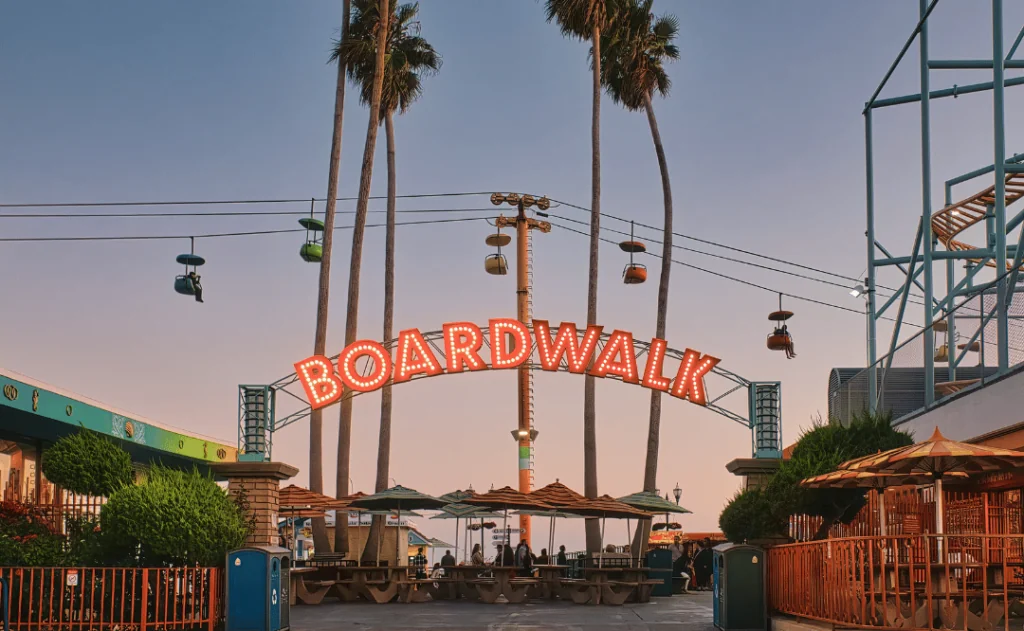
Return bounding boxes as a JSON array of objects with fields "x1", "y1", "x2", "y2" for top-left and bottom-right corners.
[
  {"x1": 993, "y1": 0, "x2": 1010, "y2": 373},
  {"x1": 865, "y1": 109, "x2": 879, "y2": 410},
  {"x1": 919, "y1": 0, "x2": 936, "y2": 405},
  {"x1": 515, "y1": 198, "x2": 533, "y2": 548}
]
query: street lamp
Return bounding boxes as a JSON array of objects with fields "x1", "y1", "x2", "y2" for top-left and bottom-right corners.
[{"x1": 673, "y1": 483, "x2": 682, "y2": 505}]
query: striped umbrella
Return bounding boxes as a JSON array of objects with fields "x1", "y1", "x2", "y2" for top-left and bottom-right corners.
[
  {"x1": 560, "y1": 496, "x2": 652, "y2": 568},
  {"x1": 464, "y1": 487, "x2": 554, "y2": 564},
  {"x1": 838, "y1": 427, "x2": 1024, "y2": 537},
  {"x1": 530, "y1": 481, "x2": 586, "y2": 562},
  {"x1": 800, "y1": 469, "x2": 969, "y2": 536}
]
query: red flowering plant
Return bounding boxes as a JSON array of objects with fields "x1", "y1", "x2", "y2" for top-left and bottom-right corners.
[{"x1": 0, "y1": 500, "x2": 66, "y2": 566}]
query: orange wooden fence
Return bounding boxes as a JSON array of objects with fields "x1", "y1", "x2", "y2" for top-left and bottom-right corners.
[
  {"x1": 768, "y1": 534, "x2": 1024, "y2": 630},
  {"x1": 0, "y1": 567, "x2": 221, "y2": 631}
]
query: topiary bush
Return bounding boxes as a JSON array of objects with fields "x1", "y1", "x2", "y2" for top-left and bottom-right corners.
[
  {"x1": 718, "y1": 488, "x2": 785, "y2": 544},
  {"x1": 41, "y1": 429, "x2": 134, "y2": 497},
  {"x1": 101, "y1": 466, "x2": 247, "y2": 566}
]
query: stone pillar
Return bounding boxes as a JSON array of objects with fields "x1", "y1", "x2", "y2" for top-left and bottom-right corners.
[{"x1": 212, "y1": 461, "x2": 298, "y2": 547}]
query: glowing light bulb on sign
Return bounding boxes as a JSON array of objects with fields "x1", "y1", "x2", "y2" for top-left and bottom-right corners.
[{"x1": 294, "y1": 318, "x2": 720, "y2": 410}]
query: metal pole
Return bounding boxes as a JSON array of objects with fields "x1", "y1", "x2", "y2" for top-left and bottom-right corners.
[
  {"x1": 919, "y1": 0, "x2": 936, "y2": 406},
  {"x1": 992, "y1": 0, "x2": 1010, "y2": 373},
  {"x1": 515, "y1": 199, "x2": 532, "y2": 548},
  {"x1": 865, "y1": 109, "x2": 879, "y2": 409},
  {"x1": 945, "y1": 185, "x2": 956, "y2": 382}
]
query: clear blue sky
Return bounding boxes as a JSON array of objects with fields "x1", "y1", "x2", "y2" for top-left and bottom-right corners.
[{"x1": 2, "y1": 1, "x2": 1022, "y2": 551}]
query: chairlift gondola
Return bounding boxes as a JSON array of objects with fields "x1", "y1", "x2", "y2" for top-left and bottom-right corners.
[
  {"x1": 767, "y1": 294, "x2": 795, "y2": 358},
  {"x1": 619, "y1": 222, "x2": 647, "y2": 284},
  {"x1": 484, "y1": 224, "x2": 509, "y2": 276},
  {"x1": 299, "y1": 201, "x2": 325, "y2": 263},
  {"x1": 173, "y1": 237, "x2": 205, "y2": 303}
]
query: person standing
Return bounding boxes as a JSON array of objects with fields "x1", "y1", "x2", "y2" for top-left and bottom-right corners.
[{"x1": 556, "y1": 545, "x2": 568, "y2": 566}]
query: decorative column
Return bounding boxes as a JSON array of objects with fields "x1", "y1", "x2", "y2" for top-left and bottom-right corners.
[{"x1": 213, "y1": 461, "x2": 298, "y2": 547}]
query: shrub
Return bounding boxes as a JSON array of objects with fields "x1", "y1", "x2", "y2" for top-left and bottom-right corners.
[
  {"x1": 719, "y1": 488, "x2": 785, "y2": 544},
  {"x1": 101, "y1": 466, "x2": 247, "y2": 566},
  {"x1": 0, "y1": 501, "x2": 66, "y2": 566},
  {"x1": 42, "y1": 429, "x2": 134, "y2": 497}
]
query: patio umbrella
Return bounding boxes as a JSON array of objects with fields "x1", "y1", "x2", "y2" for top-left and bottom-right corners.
[
  {"x1": 560, "y1": 495, "x2": 652, "y2": 567},
  {"x1": 430, "y1": 503, "x2": 492, "y2": 564},
  {"x1": 800, "y1": 469, "x2": 970, "y2": 536},
  {"x1": 464, "y1": 486, "x2": 554, "y2": 565},
  {"x1": 278, "y1": 485, "x2": 364, "y2": 560},
  {"x1": 348, "y1": 485, "x2": 448, "y2": 566},
  {"x1": 618, "y1": 491, "x2": 692, "y2": 562},
  {"x1": 838, "y1": 427, "x2": 1024, "y2": 538},
  {"x1": 530, "y1": 481, "x2": 586, "y2": 563}
]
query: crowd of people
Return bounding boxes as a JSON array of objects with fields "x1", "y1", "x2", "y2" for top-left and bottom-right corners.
[{"x1": 666, "y1": 536, "x2": 715, "y2": 593}]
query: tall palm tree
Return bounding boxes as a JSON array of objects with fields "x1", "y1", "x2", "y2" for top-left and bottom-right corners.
[
  {"x1": 600, "y1": 0, "x2": 679, "y2": 556},
  {"x1": 309, "y1": 0, "x2": 352, "y2": 556},
  {"x1": 333, "y1": 1, "x2": 441, "y2": 564},
  {"x1": 545, "y1": 0, "x2": 619, "y2": 553},
  {"x1": 329, "y1": 0, "x2": 391, "y2": 555}
]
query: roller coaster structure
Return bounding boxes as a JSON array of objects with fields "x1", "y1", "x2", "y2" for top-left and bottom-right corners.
[{"x1": 863, "y1": 0, "x2": 1024, "y2": 412}]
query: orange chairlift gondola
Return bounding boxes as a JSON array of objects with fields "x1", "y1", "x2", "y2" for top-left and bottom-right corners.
[
  {"x1": 484, "y1": 223, "x2": 510, "y2": 275},
  {"x1": 620, "y1": 221, "x2": 647, "y2": 284},
  {"x1": 767, "y1": 294, "x2": 795, "y2": 358}
]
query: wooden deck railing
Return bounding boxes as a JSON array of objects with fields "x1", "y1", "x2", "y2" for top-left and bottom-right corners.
[
  {"x1": 0, "y1": 567, "x2": 220, "y2": 631},
  {"x1": 768, "y1": 534, "x2": 1024, "y2": 630}
]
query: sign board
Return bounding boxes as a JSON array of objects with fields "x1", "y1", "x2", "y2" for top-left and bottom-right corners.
[
  {"x1": 903, "y1": 514, "x2": 921, "y2": 535},
  {"x1": 294, "y1": 318, "x2": 720, "y2": 409},
  {"x1": 66, "y1": 569, "x2": 79, "y2": 587}
]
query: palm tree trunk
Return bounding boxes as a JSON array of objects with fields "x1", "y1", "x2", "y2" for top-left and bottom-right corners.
[
  {"x1": 632, "y1": 92, "x2": 674, "y2": 558},
  {"x1": 583, "y1": 22, "x2": 603, "y2": 554},
  {"x1": 310, "y1": 0, "x2": 350, "y2": 556},
  {"x1": 361, "y1": 111, "x2": 397, "y2": 564},
  {"x1": 335, "y1": 0, "x2": 391, "y2": 555}
]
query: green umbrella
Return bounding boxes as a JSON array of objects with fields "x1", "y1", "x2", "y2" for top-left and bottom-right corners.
[
  {"x1": 617, "y1": 491, "x2": 691, "y2": 565},
  {"x1": 349, "y1": 485, "x2": 448, "y2": 566},
  {"x1": 439, "y1": 489, "x2": 476, "y2": 503},
  {"x1": 430, "y1": 503, "x2": 497, "y2": 563}
]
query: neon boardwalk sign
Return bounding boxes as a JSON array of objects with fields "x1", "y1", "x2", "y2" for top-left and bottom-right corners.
[{"x1": 294, "y1": 318, "x2": 721, "y2": 411}]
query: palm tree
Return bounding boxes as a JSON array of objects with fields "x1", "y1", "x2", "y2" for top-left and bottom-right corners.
[
  {"x1": 308, "y1": 0, "x2": 352, "y2": 557},
  {"x1": 329, "y1": 0, "x2": 391, "y2": 555},
  {"x1": 333, "y1": 1, "x2": 441, "y2": 564},
  {"x1": 545, "y1": 0, "x2": 619, "y2": 554},
  {"x1": 599, "y1": 0, "x2": 679, "y2": 557}
]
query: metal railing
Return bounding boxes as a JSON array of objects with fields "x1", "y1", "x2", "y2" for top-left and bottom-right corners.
[
  {"x1": 0, "y1": 567, "x2": 220, "y2": 631},
  {"x1": 769, "y1": 534, "x2": 1024, "y2": 630},
  {"x1": 830, "y1": 283, "x2": 1024, "y2": 425}
]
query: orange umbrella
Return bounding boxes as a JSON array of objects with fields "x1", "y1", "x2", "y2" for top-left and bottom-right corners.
[
  {"x1": 559, "y1": 495, "x2": 652, "y2": 568},
  {"x1": 279, "y1": 484, "x2": 364, "y2": 512},
  {"x1": 530, "y1": 481, "x2": 587, "y2": 562},
  {"x1": 464, "y1": 487, "x2": 554, "y2": 563},
  {"x1": 837, "y1": 428, "x2": 1024, "y2": 536}
]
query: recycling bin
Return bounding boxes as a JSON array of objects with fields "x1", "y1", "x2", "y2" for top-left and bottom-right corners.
[
  {"x1": 645, "y1": 548, "x2": 673, "y2": 597},
  {"x1": 226, "y1": 546, "x2": 291, "y2": 631},
  {"x1": 713, "y1": 543, "x2": 766, "y2": 631}
]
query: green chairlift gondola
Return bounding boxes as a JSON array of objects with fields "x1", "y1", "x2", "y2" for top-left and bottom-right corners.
[
  {"x1": 174, "y1": 237, "x2": 206, "y2": 301},
  {"x1": 299, "y1": 205, "x2": 325, "y2": 263}
]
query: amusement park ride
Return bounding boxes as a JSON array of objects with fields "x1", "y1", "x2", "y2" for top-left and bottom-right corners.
[{"x1": 856, "y1": 0, "x2": 1024, "y2": 416}]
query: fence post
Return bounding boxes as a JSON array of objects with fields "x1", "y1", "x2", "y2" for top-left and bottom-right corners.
[
  {"x1": 140, "y1": 569, "x2": 148, "y2": 631},
  {"x1": 1, "y1": 576, "x2": 8, "y2": 631},
  {"x1": 207, "y1": 569, "x2": 218, "y2": 631}
]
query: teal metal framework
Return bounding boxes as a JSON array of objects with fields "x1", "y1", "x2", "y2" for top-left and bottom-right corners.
[
  {"x1": 863, "y1": 0, "x2": 1024, "y2": 412},
  {"x1": 237, "y1": 327, "x2": 783, "y2": 462}
]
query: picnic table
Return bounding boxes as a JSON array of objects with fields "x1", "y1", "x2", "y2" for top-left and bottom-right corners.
[{"x1": 533, "y1": 564, "x2": 568, "y2": 599}]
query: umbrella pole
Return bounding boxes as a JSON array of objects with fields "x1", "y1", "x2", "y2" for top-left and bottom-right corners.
[
  {"x1": 878, "y1": 489, "x2": 888, "y2": 537},
  {"x1": 599, "y1": 516, "x2": 606, "y2": 568},
  {"x1": 455, "y1": 517, "x2": 460, "y2": 565},
  {"x1": 934, "y1": 476, "x2": 945, "y2": 558},
  {"x1": 397, "y1": 506, "x2": 402, "y2": 568},
  {"x1": 502, "y1": 508, "x2": 509, "y2": 566},
  {"x1": 626, "y1": 518, "x2": 631, "y2": 568}
]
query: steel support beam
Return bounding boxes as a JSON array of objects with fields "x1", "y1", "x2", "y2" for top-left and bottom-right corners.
[
  {"x1": 864, "y1": 0, "x2": 941, "y2": 112},
  {"x1": 928, "y1": 59, "x2": 1024, "y2": 69},
  {"x1": 919, "y1": 0, "x2": 936, "y2": 405},
  {"x1": 993, "y1": 0, "x2": 1010, "y2": 372},
  {"x1": 869, "y1": 76, "x2": 1024, "y2": 109},
  {"x1": 875, "y1": 240, "x2": 934, "y2": 303},
  {"x1": 865, "y1": 109, "x2": 878, "y2": 409}
]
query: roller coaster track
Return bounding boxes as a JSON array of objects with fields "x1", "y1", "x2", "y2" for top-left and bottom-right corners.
[{"x1": 931, "y1": 172, "x2": 1024, "y2": 268}]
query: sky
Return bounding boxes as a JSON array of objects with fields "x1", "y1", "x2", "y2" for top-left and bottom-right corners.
[{"x1": 2, "y1": 1, "x2": 1023, "y2": 554}]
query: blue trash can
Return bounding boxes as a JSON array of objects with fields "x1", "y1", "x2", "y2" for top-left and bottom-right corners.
[
  {"x1": 713, "y1": 543, "x2": 766, "y2": 631},
  {"x1": 226, "y1": 546, "x2": 291, "y2": 631}
]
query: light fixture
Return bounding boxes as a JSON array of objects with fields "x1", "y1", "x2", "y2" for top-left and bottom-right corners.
[
  {"x1": 850, "y1": 284, "x2": 866, "y2": 298},
  {"x1": 673, "y1": 483, "x2": 682, "y2": 505},
  {"x1": 510, "y1": 428, "x2": 539, "y2": 441}
]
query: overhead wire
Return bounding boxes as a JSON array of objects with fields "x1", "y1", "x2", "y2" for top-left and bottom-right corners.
[
  {"x1": 0, "y1": 191, "x2": 493, "y2": 209},
  {"x1": 0, "y1": 207, "x2": 499, "y2": 219}
]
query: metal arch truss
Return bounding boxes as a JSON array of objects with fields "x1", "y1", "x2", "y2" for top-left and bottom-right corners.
[{"x1": 237, "y1": 327, "x2": 783, "y2": 462}]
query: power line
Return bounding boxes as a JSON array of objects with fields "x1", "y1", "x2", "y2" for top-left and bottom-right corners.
[
  {"x1": 547, "y1": 197, "x2": 925, "y2": 299},
  {"x1": 0, "y1": 207, "x2": 498, "y2": 219},
  {"x1": 0, "y1": 216, "x2": 488, "y2": 242},
  {"x1": 0, "y1": 191, "x2": 494, "y2": 209}
]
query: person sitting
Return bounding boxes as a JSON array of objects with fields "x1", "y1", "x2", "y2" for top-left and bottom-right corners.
[
  {"x1": 471, "y1": 543, "x2": 486, "y2": 566},
  {"x1": 536, "y1": 548, "x2": 549, "y2": 565},
  {"x1": 441, "y1": 549, "x2": 456, "y2": 568},
  {"x1": 502, "y1": 543, "x2": 515, "y2": 567},
  {"x1": 430, "y1": 562, "x2": 444, "y2": 579},
  {"x1": 187, "y1": 271, "x2": 204, "y2": 303}
]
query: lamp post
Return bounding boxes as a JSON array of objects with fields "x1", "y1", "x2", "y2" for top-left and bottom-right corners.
[
  {"x1": 673, "y1": 483, "x2": 682, "y2": 505},
  {"x1": 492, "y1": 192, "x2": 551, "y2": 548}
]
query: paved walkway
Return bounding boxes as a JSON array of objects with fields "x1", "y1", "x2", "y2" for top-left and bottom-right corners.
[{"x1": 291, "y1": 591, "x2": 715, "y2": 630}]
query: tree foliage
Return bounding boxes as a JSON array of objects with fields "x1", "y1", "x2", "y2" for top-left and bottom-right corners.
[
  {"x1": 719, "y1": 488, "x2": 786, "y2": 545},
  {"x1": 101, "y1": 466, "x2": 247, "y2": 567},
  {"x1": 0, "y1": 501, "x2": 66, "y2": 566},
  {"x1": 598, "y1": 0, "x2": 678, "y2": 111},
  {"x1": 41, "y1": 429, "x2": 134, "y2": 497},
  {"x1": 719, "y1": 412, "x2": 914, "y2": 542}
]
